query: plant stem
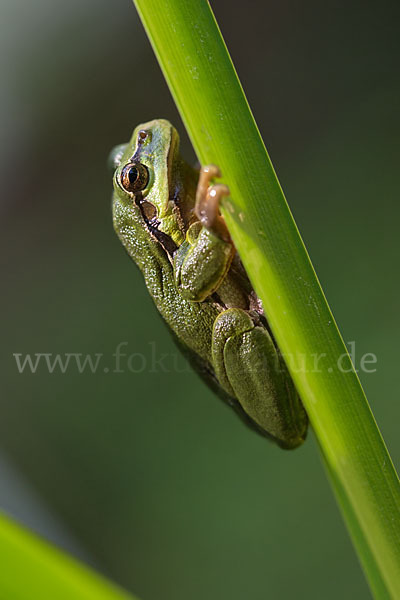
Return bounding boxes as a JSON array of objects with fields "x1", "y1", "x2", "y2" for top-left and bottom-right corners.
[{"x1": 132, "y1": 1, "x2": 400, "y2": 597}]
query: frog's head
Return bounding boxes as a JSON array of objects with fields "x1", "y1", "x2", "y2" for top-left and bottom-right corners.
[{"x1": 111, "y1": 119, "x2": 185, "y2": 251}]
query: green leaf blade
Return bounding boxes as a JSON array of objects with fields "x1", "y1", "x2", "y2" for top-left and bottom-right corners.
[
  {"x1": 0, "y1": 512, "x2": 137, "y2": 600},
  {"x1": 133, "y1": 1, "x2": 400, "y2": 597}
]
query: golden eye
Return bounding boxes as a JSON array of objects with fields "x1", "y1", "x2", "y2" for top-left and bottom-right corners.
[{"x1": 120, "y1": 162, "x2": 149, "y2": 194}]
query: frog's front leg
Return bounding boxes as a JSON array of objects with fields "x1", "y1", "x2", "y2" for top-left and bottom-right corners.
[
  {"x1": 195, "y1": 164, "x2": 231, "y2": 242},
  {"x1": 212, "y1": 308, "x2": 308, "y2": 449},
  {"x1": 173, "y1": 165, "x2": 234, "y2": 302}
]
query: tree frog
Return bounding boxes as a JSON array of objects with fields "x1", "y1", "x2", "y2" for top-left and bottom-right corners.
[{"x1": 111, "y1": 119, "x2": 308, "y2": 449}]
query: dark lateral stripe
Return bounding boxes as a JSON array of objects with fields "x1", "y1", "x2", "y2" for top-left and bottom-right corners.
[
  {"x1": 134, "y1": 193, "x2": 177, "y2": 258},
  {"x1": 147, "y1": 224, "x2": 178, "y2": 257}
]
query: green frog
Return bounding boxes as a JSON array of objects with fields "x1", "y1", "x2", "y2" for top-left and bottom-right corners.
[{"x1": 110, "y1": 119, "x2": 307, "y2": 449}]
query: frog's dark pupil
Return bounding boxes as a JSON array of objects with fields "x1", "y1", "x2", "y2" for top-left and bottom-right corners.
[{"x1": 128, "y1": 167, "x2": 139, "y2": 184}]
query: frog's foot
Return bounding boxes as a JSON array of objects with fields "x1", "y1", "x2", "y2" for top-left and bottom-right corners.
[
  {"x1": 212, "y1": 308, "x2": 308, "y2": 449},
  {"x1": 195, "y1": 165, "x2": 230, "y2": 242}
]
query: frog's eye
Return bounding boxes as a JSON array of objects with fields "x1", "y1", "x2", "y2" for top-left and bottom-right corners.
[{"x1": 120, "y1": 162, "x2": 149, "y2": 194}]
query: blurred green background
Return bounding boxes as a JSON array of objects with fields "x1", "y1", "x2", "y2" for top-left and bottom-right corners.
[{"x1": 1, "y1": 0, "x2": 399, "y2": 598}]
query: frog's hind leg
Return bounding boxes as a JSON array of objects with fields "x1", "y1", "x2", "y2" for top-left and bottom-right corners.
[{"x1": 212, "y1": 308, "x2": 308, "y2": 449}]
